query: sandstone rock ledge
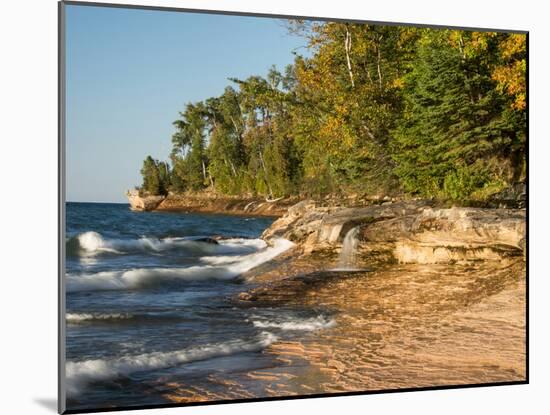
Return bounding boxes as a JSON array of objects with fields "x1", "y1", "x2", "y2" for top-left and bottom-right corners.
[
  {"x1": 126, "y1": 190, "x2": 298, "y2": 216},
  {"x1": 221, "y1": 200, "x2": 527, "y2": 398},
  {"x1": 262, "y1": 200, "x2": 526, "y2": 264},
  {"x1": 153, "y1": 193, "x2": 297, "y2": 217},
  {"x1": 126, "y1": 189, "x2": 165, "y2": 211}
]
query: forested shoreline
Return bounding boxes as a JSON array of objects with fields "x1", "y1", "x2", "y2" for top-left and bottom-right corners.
[{"x1": 138, "y1": 22, "x2": 526, "y2": 204}]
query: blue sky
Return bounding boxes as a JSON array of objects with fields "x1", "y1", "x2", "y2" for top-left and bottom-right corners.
[{"x1": 65, "y1": 4, "x2": 308, "y2": 203}]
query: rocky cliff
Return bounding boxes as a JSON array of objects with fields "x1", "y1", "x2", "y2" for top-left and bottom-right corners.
[
  {"x1": 262, "y1": 200, "x2": 526, "y2": 264},
  {"x1": 151, "y1": 192, "x2": 297, "y2": 217},
  {"x1": 126, "y1": 189, "x2": 165, "y2": 211}
]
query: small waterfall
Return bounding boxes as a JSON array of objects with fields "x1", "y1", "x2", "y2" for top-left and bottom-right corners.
[{"x1": 337, "y1": 226, "x2": 360, "y2": 270}]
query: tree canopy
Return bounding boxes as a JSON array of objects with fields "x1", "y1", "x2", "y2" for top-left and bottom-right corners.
[{"x1": 139, "y1": 23, "x2": 526, "y2": 203}]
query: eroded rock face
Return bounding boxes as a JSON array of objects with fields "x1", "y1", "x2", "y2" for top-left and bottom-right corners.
[
  {"x1": 261, "y1": 199, "x2": 323, "y2": 241},
  {"x1": 262, "y1": 200, "x2": 430, "y2": 254},
  {"x1": 262, "y1": 200, "x2": 526, "y2": 264},
  {"x1": 126, "y1": 190, "x2": 165, "y2": 211},
  {"x1": 155, "y1": 193, "x2": 296, "y2": 217},
  {"x1": 359, "y1": 207, "x2": 526, "y2": 264},
  {"x1": 126, "y1": 190, "x2": 294, "y2": 216}
]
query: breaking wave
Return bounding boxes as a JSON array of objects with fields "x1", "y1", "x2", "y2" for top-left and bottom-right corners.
[
  {"x1": 65, "y1": 311, "x2": 190, "y2": 324},
  {"x1": 66, "y1": 312, "x2": 134, "y2": 323},
  {"x1": 67, "y1": 231, "x2": 267, "y2": 257},
  {"x1": 66, "y1": 332, "x2": 277, "y2": 395},
  {"x1": 251, "y1": 315, "x2": 336, "y2": 331},
  {"x1": 66, "y1": 238, "x2": 294, "y2": 292}
]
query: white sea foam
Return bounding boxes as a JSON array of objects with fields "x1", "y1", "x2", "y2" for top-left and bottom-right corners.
[
  {"x1": 70, "y1": 231, "x2": 267, "y2": 257},
  {"x1": 66, "y1": 312, "x2": 134, "y2": 323},
  {"x1": 65, "y1": 332, "x2": 277, "y2": 395},
  {"x1": 76, "y1": 231, "x2": 122, "y2": 255},
  {"x1": 251, "y1": 315, "x2": 336, "y2": 331},
  {"x1": 66, "y1": 238, "x2": 294, "y2": 292},
  {"x1": 218, "y1": 238, "x2": 267, "y2": 251}
]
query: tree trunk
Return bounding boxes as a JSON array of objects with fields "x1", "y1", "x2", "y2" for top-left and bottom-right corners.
[
  {"x1": 229, "y1": 115, "x2": 240, "y2": 136},
  {"x1": 376, "y1": 34, "x2": 383, "y2": 89},
  {"x1": 258, "y1": 151, "x2": 274, "y2": 198},
  {"x1": 344, "y1": 26, "x2": 355, "y2": 88},
  {"x1": 228, "y1": 159, "x2": 237, "y2": 177},
  {"x1": 362, "y1": 124, "x2": 376, "y2": 141},
  {"x1": 363, "y1": 56, "x2": 373, "y2": 85},
  {"x1": 458, "y1": 35, "x2": 466, "y2": 60}
]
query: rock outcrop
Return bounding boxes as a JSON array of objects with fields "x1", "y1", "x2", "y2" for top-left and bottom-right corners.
[
  {"x1": 233, "y1": 199, "x2": 526, "y2": 395},
  {"x1": 262, "y1": 200, "x2": 526, "y2": 264},
  {"x1": 157, "y1": 192, "x2": 297, "y2": 217},
  {"x1": 126, "y1": 190, "x2": 296, "y2": 216},
  {"x1": 126, "y1": 189, "x2": 165, "y2": 211}
]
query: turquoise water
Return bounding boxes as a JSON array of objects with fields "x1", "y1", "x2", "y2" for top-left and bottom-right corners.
[{"x1": 64, "y1": 202, "x2": 333, "y2": 410}]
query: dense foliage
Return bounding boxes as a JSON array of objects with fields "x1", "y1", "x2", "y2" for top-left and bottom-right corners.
[
  {"x1": 139, "y1": 24, "x2": 526, "y2": 202},
  {"x1": 140, "y1": 156, "x2": 169, "y2": 196}
]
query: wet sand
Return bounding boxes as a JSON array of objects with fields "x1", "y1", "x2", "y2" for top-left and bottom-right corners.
[{"x1": 161, "y1": 256, "x2": 526, "y2": 402}]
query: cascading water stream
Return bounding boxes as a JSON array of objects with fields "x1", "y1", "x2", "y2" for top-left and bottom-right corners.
[{"x1": 336, "y1": 226, "x2": 361, "y2": 271}]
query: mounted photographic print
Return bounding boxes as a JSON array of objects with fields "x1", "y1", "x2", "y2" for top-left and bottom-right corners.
[{"x1": 59, "y1": 1, "x2": 528, "y2": 413}]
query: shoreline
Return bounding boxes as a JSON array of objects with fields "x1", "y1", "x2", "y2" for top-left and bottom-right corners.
[
  {"x1": 152, "y1": 206, "x2": 281, "y2": 218},
  {"x1": 160, "y1": 198, "x2": 526, "y2": 402},
  {"x1": 127, "y1": 188, "x2": 526, "y2": 219},
  {"x1": 127, "y1": 190, "x2": 298, "y2": 217},
  {"x1": 67, "y1": 199, "x2": 527, "y2": 405},
  {"x1": 158, "y1": 254, "x2": 525, "y2": 403}
]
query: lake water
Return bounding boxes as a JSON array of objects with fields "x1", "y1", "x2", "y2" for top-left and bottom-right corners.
[{"x1": 64, "y1": 202, "x2": 334, "y2": 410}]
